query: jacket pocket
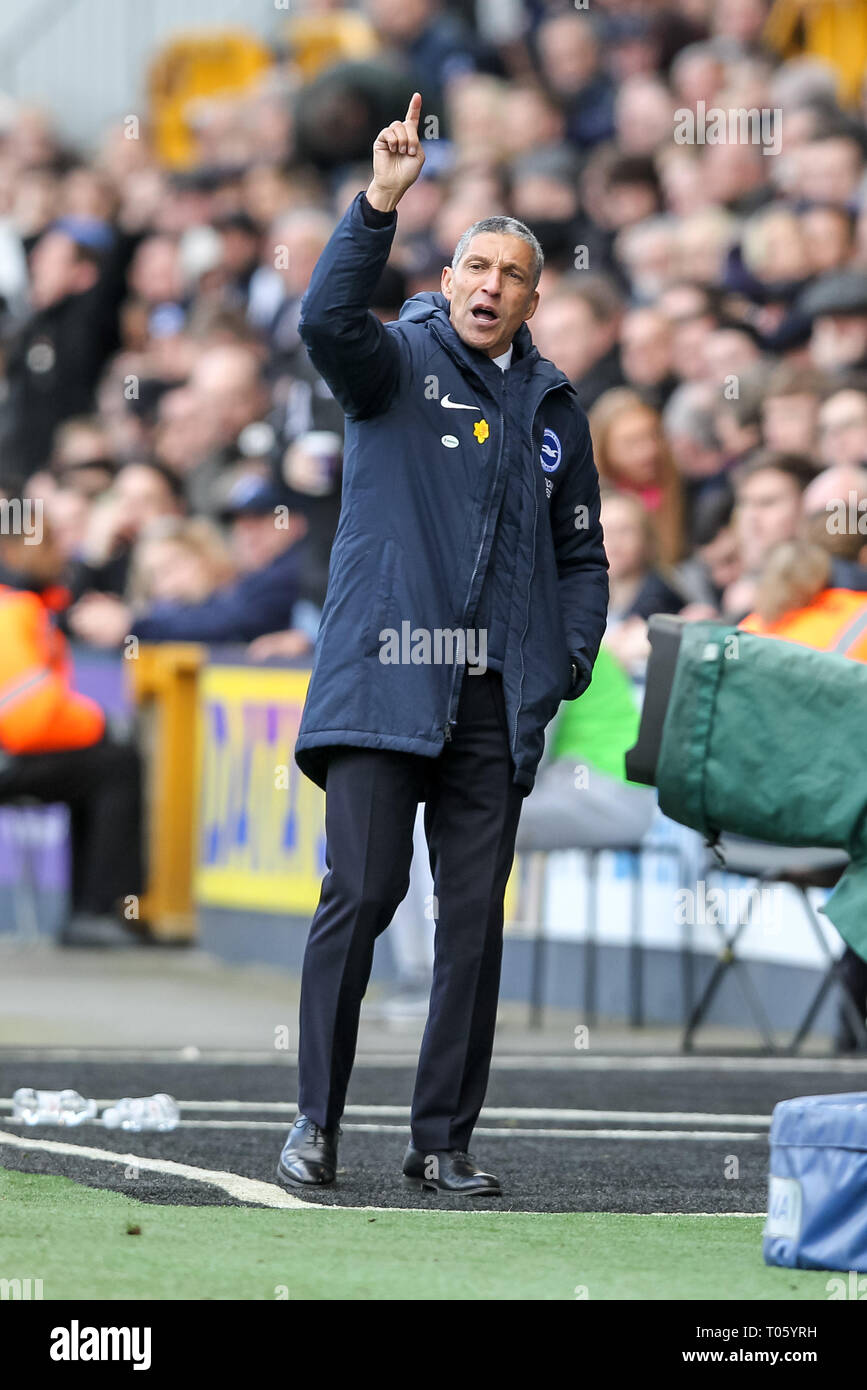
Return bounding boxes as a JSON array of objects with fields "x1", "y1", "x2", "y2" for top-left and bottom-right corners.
[{"x1": 363, "y1": 538, "x2": 398, "y2": 657}]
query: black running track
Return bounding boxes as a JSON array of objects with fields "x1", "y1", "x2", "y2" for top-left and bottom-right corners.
[{"x1": 1, "y1": 1055, "x2": 864, "y2": 1212}]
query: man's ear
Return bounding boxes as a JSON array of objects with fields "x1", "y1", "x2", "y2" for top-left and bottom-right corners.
[
  {"x1": 441, "y1": 266, "x2": 454, "y2": 302},
  {"x1": 523, "y1": 288, "x2": 540, "y2": 323}
]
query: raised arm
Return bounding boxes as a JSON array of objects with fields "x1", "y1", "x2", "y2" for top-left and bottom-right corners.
[{"x1": 299, "y1": 93, "x2": 426, "y2": 421}]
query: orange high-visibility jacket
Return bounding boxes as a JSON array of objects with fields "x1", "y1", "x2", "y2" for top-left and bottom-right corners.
[
  {"x1": 0, "y1": 583, "x2": 105, "y2": 754},
  {"x1": 740, "y1": 587, "x2": 867, "y2": 663}
]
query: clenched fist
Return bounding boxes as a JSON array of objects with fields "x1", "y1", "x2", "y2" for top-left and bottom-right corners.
[{"x1": 366, "y1": 92, "x2": 425, "y2": 214}]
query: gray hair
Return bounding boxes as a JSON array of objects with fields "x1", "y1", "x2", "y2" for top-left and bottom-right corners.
[{"x1": 452, "y1": 217, "x2": 544, "y2": 289}]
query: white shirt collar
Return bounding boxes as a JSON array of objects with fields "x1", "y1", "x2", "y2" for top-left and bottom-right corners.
[{"x1": 492, "y1": 344, "x2": 513, "y2": 371}]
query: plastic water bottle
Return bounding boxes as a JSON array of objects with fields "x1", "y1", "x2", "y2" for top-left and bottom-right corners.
[
  {"x1": 102, "y1": 1094, "x2": 180, "y2": 1132},
  {"x1": 12, "y1": 1089, "x2": 97, "y2": 1126}
]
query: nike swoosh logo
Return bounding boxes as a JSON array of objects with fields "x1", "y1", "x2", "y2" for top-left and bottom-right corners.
[{"x1": 441, "y1": 394, "x2": 480, "y2": 411}]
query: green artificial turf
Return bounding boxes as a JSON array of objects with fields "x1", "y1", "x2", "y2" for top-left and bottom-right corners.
[{"x1": 0, "y1": 1169, "x2": 838, "y2": 1301}]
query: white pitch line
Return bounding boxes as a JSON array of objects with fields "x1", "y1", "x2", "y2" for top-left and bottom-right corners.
[
  {"x1": 346, "y1": 1123, "x2": 767, "y2": 1142},
  {"x1": 0, "y1": 1048, "x2": 858, "y2": 1071},
  {"x1": 1, "y1": 1118, "x2": 766, "y2": 1141},
  {"x1": 177, "y1": 1102, "x2": 773, "y2": 1127},
  {"x1": 0, "y1": 1099, "x2": 773, "y2": 1127},
  {"x1": 0, "y1": 1127, "x2": 770, "y2": 1215},
  {"x1": 169, "y1": 1119, "x2": 766, "y2": 1142},
  {"x1": 0, "y1": 1127, "x2": 308, "y2": 1210}
]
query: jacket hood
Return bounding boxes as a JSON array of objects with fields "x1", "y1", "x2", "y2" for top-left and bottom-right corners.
[
  {"x1": 398, "y1": 289, "x2": 569, "y2": 389},
  {"x1": 398, "y1": 289, "x2": 449, "y2": 324}
]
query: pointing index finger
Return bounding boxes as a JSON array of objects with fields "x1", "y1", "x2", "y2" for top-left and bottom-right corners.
[{"x1": 405, "y1": 92, "x2": 422, "y2": 131}]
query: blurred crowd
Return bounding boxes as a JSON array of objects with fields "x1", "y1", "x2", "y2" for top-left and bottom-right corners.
[{"x1": 1, "y1": 0, "x2": 867, "y2": 672}]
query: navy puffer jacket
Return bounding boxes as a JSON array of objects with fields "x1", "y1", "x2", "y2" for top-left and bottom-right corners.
[{"x1": 294, "y1": 193, "x2": 609, "y2": 795}]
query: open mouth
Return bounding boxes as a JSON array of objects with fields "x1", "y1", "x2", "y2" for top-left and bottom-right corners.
[{"x1": 471, "y1": 304, "x2": 499, "y2": 325}]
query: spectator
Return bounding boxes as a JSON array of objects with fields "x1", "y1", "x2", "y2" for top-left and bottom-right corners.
[
  {"x1": 801, "y1": 271, "x2": 867, "y2": 375},
  {"x1": 590, "y1": 387, "x2": 685, "y2": 563},
  {"x1": 279, "y1": 429, "x2": 342, "y2": 609},
  {"x1": 535, "y1": 11, "x2": 616, "y2": 150},
  {"x1": 248, "y1": 209, "x2": 334, "y2": 364},
  {"x1": 712, "y1": 368, "x2": 765, "y2": 468},
  {"x1": 127, "y1": 516, "x2": 235, "y2": 607},
  {"x1": 659, "y1": 281, "x2": 721, "y2": 384},
  {"x1": 802, "y1": 465, "x2": 867, "y2": 589},
  {"x1": 600, "y1": 490, "x2": 686, "y2": 675},
  {"x1": 50, "y1": 415, "x2": 118, "y2": 499},
  {"x1": 68, "y1": 475, "x2": 310, "y2": 648},
  {"x1": 760, "y1": 365, "x2": 825, "y2": 455},
  {"x1": 796, "y1": 130, "x2": 866, "y2": 207},
  {"x1": 800, "y1": 202, "x2": 856, "y2": 276},
  {"x1": 679, "y1": 490, "x2": 742, "y2": 615},
  {"x1": 619, "y1": 306, "x2": 677, "y2": 410},
  {"x1": 183, "y1": 343, "x2": 272, "y2": 515},
  {"x1": 817, "y1": 387, "x2": 867, "y2": 469},
  {"x1": 739, "y1": 535, "x2": 867, "y2": 1054},
  {"x1": 515, "y1": 645, "x2": 657, "y2": 854},
  {"x1": 615, "y1": 216, "x2": 678, "y2": 304},
  {"x1": 0, "y1": 511, "x2": 144, "y2": 947},
  {"x1": 727, "y1": 449, "x2": 819, "y2": 617},
  {"x1": 368, "y1": 0, "x2": 483, "y2": 98},
  {"x1": 531, "y1": 275, "x2": 624, "y2": 410},
  {"x1": 0, "y1": 225, "x2": 118, "y2": 479},
  {"x1": 509, "y1": 147, "x2": 586, "y2": 269},
  {"x1": 68, "y1": 460, "x2": 185, "y2": 599}
]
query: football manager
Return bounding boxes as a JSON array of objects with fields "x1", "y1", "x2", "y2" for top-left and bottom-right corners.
[{"x1": 278, "y1": 94, "x2": 609, "y2": 1196}]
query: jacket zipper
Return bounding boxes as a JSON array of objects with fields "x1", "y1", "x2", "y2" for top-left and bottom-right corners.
[
  {"x1": 435, "y1": 344, "x2": 571, "y2": 752},
  {"x1": 442, "y1": 368, "x2": 507, "y2": 743}
]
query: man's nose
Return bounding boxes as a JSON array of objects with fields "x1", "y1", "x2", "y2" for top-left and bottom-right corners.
[{"x1": 480, "y1": 268, "x2": 502, "y2": 295}]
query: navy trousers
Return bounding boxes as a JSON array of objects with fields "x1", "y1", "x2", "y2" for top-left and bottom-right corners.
[{"x1": 297, "y1": 667, "x2": 525, "y2": 1151}]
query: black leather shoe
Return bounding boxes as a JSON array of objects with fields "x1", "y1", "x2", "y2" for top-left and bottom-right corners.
[
  {"x1": 277, "y1": 1114, "x2": 340, "y2": 1187},
  {"x1": 402, "y1": 1144, "x2": 501, "y2": 1196}
]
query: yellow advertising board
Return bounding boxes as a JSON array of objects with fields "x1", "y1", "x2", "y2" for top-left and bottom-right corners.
[
  {"x1": 195, "y1": 665, "x2": 325, "y2": 914},
  {"x1": 194, "y1": 662, "x2": 518, "y2": 921}
]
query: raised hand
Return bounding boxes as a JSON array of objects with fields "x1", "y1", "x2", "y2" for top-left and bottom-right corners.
[{"x1": 367, "y1": 92, "x2": 425, "y2": 213}]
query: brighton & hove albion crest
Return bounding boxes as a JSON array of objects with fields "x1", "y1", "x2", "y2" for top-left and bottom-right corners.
[{"x1": 540, "y1": 427, "x2": 561, "y2": 472}]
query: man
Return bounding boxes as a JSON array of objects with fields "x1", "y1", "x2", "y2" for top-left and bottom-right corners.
[
  {"x1": 279, "y1": 94, "x2": 608, "y2": 1197},
  {"x1": 725, "y1": 451, "x2": 818, "y2": 618},
  {"x1": 801, "y1": 271, "x2": 867, "y2": 376},
  {"x1": 760, "y1": 366, "x2": 825, "y2": 457},
  {"x1": 0, "y1": 508, "x2": 143, "y2": 947},
  {"x1": 531, "y1": 274, "x2": 624, "y2": 411},
  {"x1": 69, "y1": 475, "x2": 310, "y2": 647},
  {"x1": 817, "y1": 387, "x2": 867, "y2": 470},
  {"x1": 66, "y1": 460, "x2": 185, "y2": 602},
  {"x1": 182, "y1": 344, "x2": 272, "y2": 518},
  {"x1": 0, "y1": 224, "x2": 119, "y2": 482}
]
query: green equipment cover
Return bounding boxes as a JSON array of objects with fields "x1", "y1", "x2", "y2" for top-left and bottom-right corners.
[{"x1": 655, "y1": 621, "x2": 867, "y2": 963}]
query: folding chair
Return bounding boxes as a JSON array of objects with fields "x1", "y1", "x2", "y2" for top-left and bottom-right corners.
[
  {"x1": 681, "y1": 834, "x2": 867, "y2": 1055},
  {"x1": 519, "y1": 838, "x2": 693, "y2": 1031},
  {"x1": 625, "y1": 614, "x2": 867, "y2": 1054}
]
